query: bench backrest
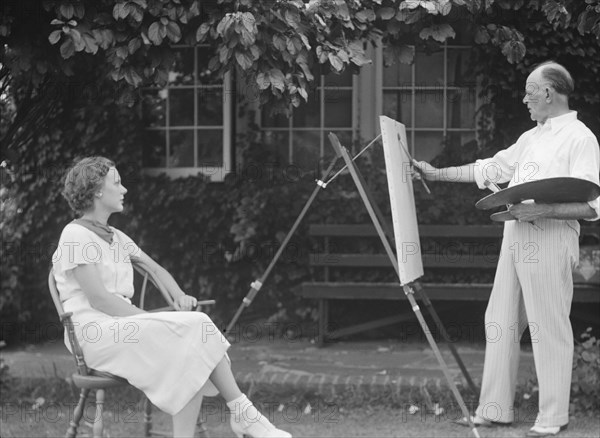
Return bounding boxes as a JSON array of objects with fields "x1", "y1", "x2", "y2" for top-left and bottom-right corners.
[{"x1": 308, "y1": 224, "x2": 599, "y2": 282}]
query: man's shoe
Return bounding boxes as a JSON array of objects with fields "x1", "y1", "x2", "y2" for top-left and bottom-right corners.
[
  {"x1": 526, "y1": 424, "x2": 568, "y2": 437},
  {"x1": 454, "y1": 415, "x2": 512, "y2": 428}
]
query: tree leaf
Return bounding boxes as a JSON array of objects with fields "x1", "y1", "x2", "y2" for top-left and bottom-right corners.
[
  {"x1": 241, "y1": 12, "x2": 256, "y2": 33},
  {"x1": 328, "y1": 53, "x2": 344, "y2": 71},
  {"x1": 113, "y1": 3, "x2": 128, "y2": 20},
  {"x1": 148, "y1": 22, "x2": 162, "y2": 45},
  {"x1": 196, "y1": 22, "x2": 211, "y2": 42},
  {"x1": 284, "y1": 9, "x2": 300, "y2": 28},
  {"x1": 82, "y1": 33, "x2": 99, "y2": 54},
  {"x1": 298, "y1": 61, "x2": 314, "y2": 81},
  {"x1": 59, "y1": 37, "x2": 75, "y2": 58},
  {"x1": 374, "y1": 7, "x2": 393, "y2": 20},
  {"x1": 268, "y1": 68, "x2": 286, "y2": 92},
  {"x1": 166, "y1": 21, "x2": 181, "y2": 42},
  {"x1": 419, "y1": 23, "x2": 456, "y2": 42},
  {"x1": 235, "y1": 51, "x2": 253, "y2": 70},
  {"x1": 350, "y1": 52, "x2": 371, "y2": 66},
  {"x1": 355, "y1": 9, "x2": 376, "y2": 23},
  {"x1": 60, "y1": 3, "x2": 75, "y2": 19},
  {"x1": 256, "y1": 72, "x2": 270, "y2": 90},
  {"x1": 474, "y1": 25, "x2": 490, "y2": 44},
  {"x1": 48, "y1": 30, "x2": 62, "y2": 45},
  {"x1": 217, "y1": 14, "x2": 234, "y2": 36},
  {"x1": 273, "y1": 34, "x2": 286, "y2": 51},
  {"x1": 398, "y1": 45, "x2": 415, "y2": 64},
  {"x1": 128, "y1": 37, "x2": 142, "y2": 54},
  {"x1": 501, "y1": 40, "x2": 526, "y2": 64}
]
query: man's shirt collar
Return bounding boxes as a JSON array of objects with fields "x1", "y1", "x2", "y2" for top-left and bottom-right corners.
[{"x1": 537, "y1": 111, "x2": 578, "y2": 134}]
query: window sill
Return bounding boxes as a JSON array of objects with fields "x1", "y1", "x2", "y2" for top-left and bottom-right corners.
[{"x1": 142, "y1": 167, "x2": 231, "y2": 182}]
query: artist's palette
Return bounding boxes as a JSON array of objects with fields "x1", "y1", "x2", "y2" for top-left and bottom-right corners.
[
  {"x1": 489, "y1": 211, "x2": 516, "y2": 222},
  {"x1": 476, "y1": 177, "x2": 600, "y2": 210}
]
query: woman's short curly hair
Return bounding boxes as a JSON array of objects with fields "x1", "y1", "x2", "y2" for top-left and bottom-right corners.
[{"x1": 62, "y1": 156, "x2": 115, "y2": 216}]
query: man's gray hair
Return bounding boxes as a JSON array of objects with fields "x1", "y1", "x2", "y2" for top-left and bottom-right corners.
[{"x1": 534, "y1": 61, "x2": 574, "y2": 96}]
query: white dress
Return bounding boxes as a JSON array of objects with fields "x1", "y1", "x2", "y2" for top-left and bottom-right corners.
[{"x1": 52, "y1": 223, "x2": 230, "y2": 415}]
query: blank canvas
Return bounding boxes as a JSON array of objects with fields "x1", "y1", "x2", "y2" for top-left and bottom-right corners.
[{"x1": 379, "y1": 116, "x2": 424, "y2": 284}]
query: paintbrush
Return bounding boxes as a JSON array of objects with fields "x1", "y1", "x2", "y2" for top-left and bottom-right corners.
[{"x1": 397, "y1": 134, "x2": 431, "y2": 195}]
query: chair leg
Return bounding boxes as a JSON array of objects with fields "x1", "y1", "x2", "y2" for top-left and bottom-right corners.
[
  {"x1": 66, "y1": 388, "x2": 89, "y2": 438},
  {"x1": 92, "y1": 389, "x2": 105, "y2": 438},
  {"x1": 143, "y1": 396, "x2": 153, "y2": 437}
]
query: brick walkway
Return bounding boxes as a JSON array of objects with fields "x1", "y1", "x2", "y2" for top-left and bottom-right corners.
[{"x1": 1, "y1": 338, "x2": 536, "y2": 399}]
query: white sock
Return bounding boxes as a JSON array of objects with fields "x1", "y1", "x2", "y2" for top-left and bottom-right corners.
[{"x1": 227, "y1": 394, "x2": 260, "y2": 422}]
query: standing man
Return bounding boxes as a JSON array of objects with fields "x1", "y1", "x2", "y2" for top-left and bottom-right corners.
[{"x1": 414, "y1": 61, "x2": 600, "y2": 437}]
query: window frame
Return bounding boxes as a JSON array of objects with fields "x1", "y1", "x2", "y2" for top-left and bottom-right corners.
[
  {"x1": 375, "y1": 42, "x2": 479, "y2": 160},
  {"x1": 258, "y1": 73, "x2": 359, "y2": 165},
  {"x1": 142, "y1": 45, "x2": 233, "y2": 182}
]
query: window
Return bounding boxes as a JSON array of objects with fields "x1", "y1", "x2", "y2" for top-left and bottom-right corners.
[
  {"x1": 260, "y1": 70, "x2": 357, "y2": 173},
  {"x1": 141, "y1": 46, "x2": 233, "y2": 181},
  {"x1": 380, "y1": 41, "x2": 477, "y2": 161}
]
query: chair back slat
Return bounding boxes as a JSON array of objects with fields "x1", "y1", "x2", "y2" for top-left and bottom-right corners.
[
  {"x1": 133, "y1": 260, "x2": 175, "y2": 309},
  {"x1": 48, "y1": 269, "x2": 89, "y2": 376}
]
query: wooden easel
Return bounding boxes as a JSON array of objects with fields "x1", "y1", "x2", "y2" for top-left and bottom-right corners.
[{"x1": 328, "y1": 132, "x2": 481, "y2": 438}]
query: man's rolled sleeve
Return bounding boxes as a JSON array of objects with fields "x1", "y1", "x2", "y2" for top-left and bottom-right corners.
[
  {"x1": 473, "y1": 144, "x2": 519, "y2": 190},
  {"x1": 569, "y1": 136, "x2": 600, "y2": 221}
]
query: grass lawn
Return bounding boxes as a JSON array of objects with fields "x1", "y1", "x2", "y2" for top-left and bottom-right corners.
[{"x1": 1, "y1": 402, "x2": 599, "y2": 438}]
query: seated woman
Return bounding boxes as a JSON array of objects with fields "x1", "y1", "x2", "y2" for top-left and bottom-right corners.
[{"x1": 52, "y1": 156, "x2": 292, "y2": 438}]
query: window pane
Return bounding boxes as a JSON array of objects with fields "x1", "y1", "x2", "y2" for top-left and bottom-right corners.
[
  {"x1": 447, "y1": 49, "x2": 475, "y2": 87},
  {"x1": 292, "y1": 130, "x2": 321, "y2": 171},
  {"x1": 197, "y1": 47, "x2": 222, "y2": 85},
  {"x1": 197, "y1": 129, "x2": 223, "y2": 166},
  {"x1": 262, "y1": 130, "x2": 290, "y2": 163},
  {"x1": 324, "y1": 70, "x2": 353, "y2": 87},
  {"x1": 324, "y1": 90, "x2": 352, "y2": 127},
  {"x1": 142, "y1": 91, "x2": 166, "y2": 128},
  {"x1": 169, "y1": 130, "x2": 194, "y2": 167},
  {"x1": 293, "y1": 90, "x2": 320, "y2": 127},
  {"x1": 413, "y1": 131, "x2": 444, "y2": 161},
  {"x1": 447, "y1": 131, "x2": 476, "y2": 148},
  {"x1": 382, "y1": 62, "x2": 412, "y2": 87},
  {"x1": 197, "y1": 89, "x2": 223, "y2": 125},
  {"x1": 262, "y1": 110, "x2": 290, "y2": 128},
  {"x1": 330, "y1": 130, "x2": 353, "y2": 152},
  {"x1": 142, "y1": 130, "x2": 166, "y2": 167},
  {"x1": 169, "y1": 89, "x2": 194, "y2": 126},
  {"x1": 414, "y1": 91, "x2": 444, "y2": 128},
  {"x1": 414, "y1": 51, "x2": 444, "y2": 86},
  {"x1": 383, "y1": 91, "x2": 412, "y2": 125},
  {"x1": 447, "y1": 89, "x2": 476, "y2": 129},
  {"x1": 169, "y1": 48, "x2": 195, "y2": 86},
  {"x1": 414, "y1": 132, "x2": 444, "y2": 161}
]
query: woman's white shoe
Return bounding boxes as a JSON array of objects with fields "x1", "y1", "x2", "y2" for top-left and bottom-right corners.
[
  {"x1": 228, "y1": 394, "x2": 291, "y2": 438},
  {"x1": 230, "y1": 414, "x2": 292, "y2": 438}
]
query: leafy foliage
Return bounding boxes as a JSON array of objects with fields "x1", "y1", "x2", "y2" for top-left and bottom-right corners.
[
  {"x1": 2, "y1": 0, "x2": 598, "y2": 121},
  {"x1": 472, "y1": 2, "x2": 600, "y2": 150},
  {"x1": 571, "y1": 328, "x2": 600, "y2": 414}
]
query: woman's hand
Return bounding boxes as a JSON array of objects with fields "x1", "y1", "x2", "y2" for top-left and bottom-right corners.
[{"x1": 174, "y1": 294, "x2": 198, "y2": 311}]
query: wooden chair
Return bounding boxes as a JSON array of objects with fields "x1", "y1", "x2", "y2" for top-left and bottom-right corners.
[{"x1": 48, "y1": 260, "x2": 210, "y2": 438}]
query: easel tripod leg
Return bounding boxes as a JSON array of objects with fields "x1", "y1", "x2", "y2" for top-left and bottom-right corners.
[
  {"x1": 414, "y1": 286, "x2": 479, "y2": 395},
  {"x1": 328, "y1": 135, "x2": 480, "y2": 438}
]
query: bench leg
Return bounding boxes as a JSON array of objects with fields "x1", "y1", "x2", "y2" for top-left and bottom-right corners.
[{"x1": 318, "y1": 299, "x2": 329, "y2": 347}]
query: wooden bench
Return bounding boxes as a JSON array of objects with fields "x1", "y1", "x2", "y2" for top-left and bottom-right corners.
[{"x1": 296, "y1": 224, "x2": 600, "y2": 346}]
